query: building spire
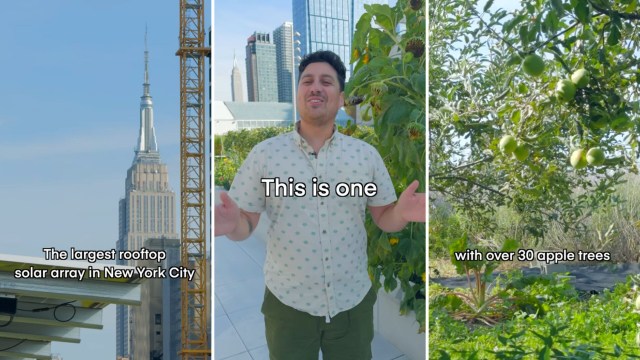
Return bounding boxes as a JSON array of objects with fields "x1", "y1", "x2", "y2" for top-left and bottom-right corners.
[
  {"x1": 135, "y1": 26, "x2": 159, "y2": 162},
  {"x1": 231, "y1": 49, "x2": 244, "y2": 102},
  {"x1": 143, "y1": 24, "x2": 150, "y2": 96}
]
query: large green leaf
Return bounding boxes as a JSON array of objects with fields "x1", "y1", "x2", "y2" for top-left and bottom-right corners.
[
  {"x1": 380, "y1": 97, "x2": 413, "y2": 125},
  {"x1": 573, "y1": 0, "x2": 590, "y2": 24},
  {"x1": 411, "y1": 73, "x2": 426, "y2": 96},
  {"x1": 353, "y1": 13, "x2": 372, "y2": 49},
  {"x1": 368, "y1": 4, "x2": 395, "y2": 32},
  {"x1": 607, "y1": 24, "x2": 621, "y2": 46},
  {"x1": 483, "y1": 0, "x2": 494, "y2": 12}
]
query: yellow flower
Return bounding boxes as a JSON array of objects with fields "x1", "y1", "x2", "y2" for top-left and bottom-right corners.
[
  {"x1": 421, "y1": 272, "x2": 426, "y2": 283},
  {"x1": 363, "y1": 53, "x2": 370, "y2": 64},
  {"x1": 389, "y1": 237, "x2": 399, "y2": 246}
]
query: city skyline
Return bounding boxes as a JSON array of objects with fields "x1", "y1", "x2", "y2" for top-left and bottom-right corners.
[
  {"x1": 215, "y1": 0, "x2": 292, "y2": 102},
  {"x1": 215, "y1": 0, "x2": 399, "y2": 102},
  {"x1": 0, "y1": 2, "x2": 209, "y2": 359}
]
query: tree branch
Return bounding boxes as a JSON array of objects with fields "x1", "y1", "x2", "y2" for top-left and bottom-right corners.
[
  {"x1": 430, "y1": 175, "x2": 511, "y2": 199},
  {"x1": 533, "y1": 21, "x2": 580, "y2": 53},
  {"x1": 430, "y1": 155, "x2": 494, "y2": 178},
  {"x1": 588, "y1": 0, "x2": 640, "y2": 20},
  {"x1": 467, "y1": 0, "x2": 521, "y2": 55}
]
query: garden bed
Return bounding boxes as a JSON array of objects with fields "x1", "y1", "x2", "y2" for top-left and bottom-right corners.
[
  {"x1": 432, "y1": 262, "x2": 640, "y2": 294},
  {"x1": 429, "y1": 264, "x2": 640, "y2": 359}
]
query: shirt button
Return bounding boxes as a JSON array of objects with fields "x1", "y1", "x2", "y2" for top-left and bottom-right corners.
[
  {"x1": 327, "y1": 283, "x2": 331, "y2": 287},
  {"x1": 321, "y1": 201, "x2": 324, "y2": 205},
  {"x1": 322, "y1": 230, "x2": 326, "y2": 234},
  {"x1": 325, "y1": 257, "x2": 329, "y2": 261}
]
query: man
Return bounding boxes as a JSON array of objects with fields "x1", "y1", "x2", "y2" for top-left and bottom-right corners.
[{"x1": 215, "y1": 50, "x2": 425, "y2": 359}]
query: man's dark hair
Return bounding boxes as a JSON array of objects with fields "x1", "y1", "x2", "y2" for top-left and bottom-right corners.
[{"x1": 298, "y1": 50, "x2": 346, "y2": 91}]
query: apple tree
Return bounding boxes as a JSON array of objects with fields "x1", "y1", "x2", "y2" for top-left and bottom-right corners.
[{"x1": 430, "y1": 0, "x2": 640, "y2": 244}]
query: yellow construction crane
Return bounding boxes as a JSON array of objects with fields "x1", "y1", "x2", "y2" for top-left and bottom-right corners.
[{"x1": 176, "y1": 0, "x2": 210, "y2": 358}]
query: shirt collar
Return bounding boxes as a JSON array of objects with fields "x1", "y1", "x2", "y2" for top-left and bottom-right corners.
[{"x1": 292, "y1": 121, "x2": 341, "y2": 150}]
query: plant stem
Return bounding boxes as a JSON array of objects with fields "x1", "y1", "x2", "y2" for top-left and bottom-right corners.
[
  {"x1": 466, "y1": 0, "x2": 521, "y2": 55},
  {"x1": 533, "y1": 21, "x2": 580, "y2": 54}
]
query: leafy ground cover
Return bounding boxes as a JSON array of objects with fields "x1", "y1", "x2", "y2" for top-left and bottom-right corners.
[
  {"x1": 429, "y1": 177, "x2": 640, "y2": 358},
  {"x1": 430, "y1": 271, "x2": 640, "y2": 359}
]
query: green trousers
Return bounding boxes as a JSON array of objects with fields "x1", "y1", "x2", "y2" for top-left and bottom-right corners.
[{"x1": 261, "y1": 286, "x2": 377, "y2": 360}]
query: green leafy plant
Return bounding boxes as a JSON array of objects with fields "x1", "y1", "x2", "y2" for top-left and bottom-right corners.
[
  {"x1": 214, "y1": 127, "x2": 293, "y2": 189},
  {"x1": 346, "y1": 0, "x2": 426, "y2": 332},
  {"x1": 221, "y1": 126, "x2": 293, "y2": 161},
  {"x1": 430, "y1": 277, "x2": 640, "y2": 359},
  {"x1": 214, "y1": 156, "x2": 239, "y2": 190},
  {"x1": 214, "y1": 134, "x2": 224, "y2": 156},
  {"x1": 446, "y1": 234, "x2": 519, "y2": 325}
]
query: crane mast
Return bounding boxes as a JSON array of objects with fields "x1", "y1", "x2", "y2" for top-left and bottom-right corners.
[{"x1": 176, "y1": 0, "x2": 210, "y2": 358}]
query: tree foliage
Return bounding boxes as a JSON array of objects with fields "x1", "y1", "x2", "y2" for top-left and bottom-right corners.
[{"x1": 430, "y1": 0, "x2": 640, "y2": 241}]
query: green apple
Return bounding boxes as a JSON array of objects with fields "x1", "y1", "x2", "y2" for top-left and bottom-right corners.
[
  {"x1": 499, "y1": 135, "x2": 517, "y2": 154},
  {"x1": 522, "y1": 54, "x2": 545, "y2": 77},
  {"x1": 571, "y1": 68, "x2": 589, "y2": 88},
  {"x1": 556, "y1": 79, "x2": 577, "y2": 102},
  {"x1": 513, "y1": 143, "x2": 529, "y2": 161},
  {"x1": 586, "y1": 147, "x2": 605, "y2": 166},
  {"x1": 570, "y1": 149, "x2": 588, "y2": 169}
]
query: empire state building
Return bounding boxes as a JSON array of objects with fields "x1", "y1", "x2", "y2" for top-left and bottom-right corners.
[{"x1": 116, "y1": 33, "x2": 179, "y2": 360}]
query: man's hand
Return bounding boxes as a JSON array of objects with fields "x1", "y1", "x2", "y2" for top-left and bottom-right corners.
[
  {"x1": 214, "y1": 192, "x2": 241, "y2": 236},
  {"x1": 368, "y1": 180, "x2": 426, "y2": 233},
  {"x1": 396, "y1": 180, "x2": 426, "y2": 223}
]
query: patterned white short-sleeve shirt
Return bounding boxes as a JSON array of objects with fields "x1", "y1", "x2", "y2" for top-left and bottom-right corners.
[{"x1": 228, "y1": 125, "x2": 397, "y2": 319}]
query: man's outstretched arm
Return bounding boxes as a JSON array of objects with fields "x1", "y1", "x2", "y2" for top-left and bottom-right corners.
[
  {"x1": 215, "y1": 192, "x2": 261, "y2": 241},
  {"x1": 368, "y1": 180, "x2": 426, "y2": 233}
]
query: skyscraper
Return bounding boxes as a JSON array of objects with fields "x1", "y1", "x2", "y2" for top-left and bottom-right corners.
[
  {"x1": 273, "y1": 22, "x2": 294, "y2": 103},
  {"x1": 231, "y1": 52, "x2": 244, "y2": 102},
  {"x1": 245, "y1": 32, "x2": 278, "y2": 102},
  {"x1": 292, "y1": 0, "x2": 389, "y2": 80},
  {"x1": 116, "y1": 33, "x2": 179, "y2": 360}
]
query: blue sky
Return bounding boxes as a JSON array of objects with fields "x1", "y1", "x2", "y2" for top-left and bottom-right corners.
[{"x1": 0, "y1": 1, "x2": 209, "y2": 359}]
